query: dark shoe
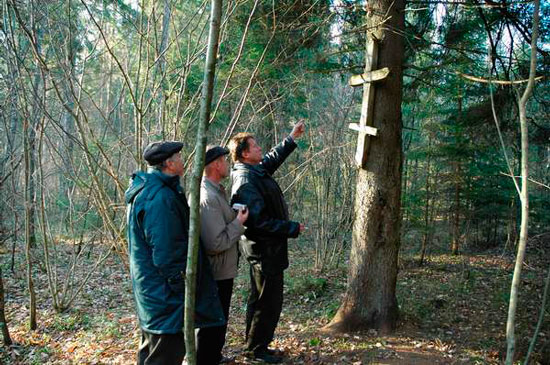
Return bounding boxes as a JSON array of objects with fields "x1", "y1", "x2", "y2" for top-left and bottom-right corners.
[
  {"x1": 220, "y1": 355, "x2": 235, "y2": 363},
  {"x1": 265, "y1": 348, "x2": 284, "y2": 356},
  {"x1": 253, "y1": 350, "x2": 283, "y2": 364}
]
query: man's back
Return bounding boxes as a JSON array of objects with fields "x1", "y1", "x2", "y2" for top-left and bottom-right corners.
[{"x1": 126, "y1": 170, "x2": 189, "y2": 334}]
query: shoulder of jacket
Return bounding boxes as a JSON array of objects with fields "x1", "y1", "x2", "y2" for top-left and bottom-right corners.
[
  {"x1": 232, "y1": 173, "x2": 252, "y2": 189},
  {"x1": 200, "y1": 184, "x2": 219, "y2": 205},
  {"x1": 145, "y1": 183, "x2": 176, "y2": 204}
]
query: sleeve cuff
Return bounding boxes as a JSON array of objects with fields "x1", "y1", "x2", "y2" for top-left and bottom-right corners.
[
  {"x1": 289, "y1": 221, "x2": 300, "y2": 238},
  {"x1": 231, "y1": 218, "x2": 246, "y2": 234}
]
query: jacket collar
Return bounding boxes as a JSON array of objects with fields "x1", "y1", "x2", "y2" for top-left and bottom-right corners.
[
  {"x1": 202, "y1": 177, "x2": 225, "y2": 194},
  {"x1": 125, "y1": 171, "x2": 148, "y2": 204},
  {"x1": 150, "y1": 169, "x2": 181, "y2": 186},
  {"x1": 125, "y1": 169, "x2": 184, "y2": 206},
  {"x1": 233, "y1": 162, "x2": 266, "y2": 176}
]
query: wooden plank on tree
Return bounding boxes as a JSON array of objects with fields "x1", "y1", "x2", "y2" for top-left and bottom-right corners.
[
  {"x1": 355, "y1": 38, "x2": 378, "y2": 167},
  {"x1": 349, "y1": 67, "x2": 390, "y2": 86},
  {"x1": 349, "y1": 123, "x2": 378, "y2": 136}
]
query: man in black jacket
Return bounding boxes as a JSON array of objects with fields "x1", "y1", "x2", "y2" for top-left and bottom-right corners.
[{"x1": 229, "y1": 122, "x2": 305, "y2": 364}]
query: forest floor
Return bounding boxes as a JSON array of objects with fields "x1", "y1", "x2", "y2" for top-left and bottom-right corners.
[{"x1": 1, "y1": 233, "x2": 549, "y2": 364}]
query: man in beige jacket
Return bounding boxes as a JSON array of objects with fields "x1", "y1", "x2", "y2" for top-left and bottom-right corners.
[{"x1": 196, "y1": 145, "x2": 248, "y2": 364}]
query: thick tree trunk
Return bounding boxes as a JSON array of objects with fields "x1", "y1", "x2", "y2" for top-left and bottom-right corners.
[
  {"x1": 325, "y1": 0, "x2": 405, "y2": 333},
  {"x1": 184, "y1": 1, "x2": 223, "y2": 364},
  {"x1": 505, "y1": 0, "x2": 539, "y2": 362}
]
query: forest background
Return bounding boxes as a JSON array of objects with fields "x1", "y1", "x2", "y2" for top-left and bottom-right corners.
[{"x1": 0, "y1": 0, "x2": 549, "y2": 364}]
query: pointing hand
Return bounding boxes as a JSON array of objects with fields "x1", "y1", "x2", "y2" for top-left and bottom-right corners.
[{"x1": 290, "y1": 121, "x2": 306, "y2": 139}]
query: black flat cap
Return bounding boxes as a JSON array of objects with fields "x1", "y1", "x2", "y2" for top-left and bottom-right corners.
[
  {"x1": 143, "y1": 141, "x2": 183, "y2": 165},
  {"x1": 205, "y1": 146, "x2": 229, "y2": 166}
]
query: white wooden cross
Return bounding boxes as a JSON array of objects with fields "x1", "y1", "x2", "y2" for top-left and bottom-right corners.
[{"x1": 349, "y1": 37, "x2": 389, "y2": 168}]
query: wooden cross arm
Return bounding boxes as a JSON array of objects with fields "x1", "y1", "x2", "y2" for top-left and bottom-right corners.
[
  {"x1": 349, "y1": 123, "x2": 378, "y2": 136},
  {"x1": 349, "y1": 67, "x2": 390, "y2": 86}
]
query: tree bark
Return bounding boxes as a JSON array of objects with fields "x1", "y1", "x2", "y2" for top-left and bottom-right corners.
[
  {"x1": 60, "y1": 2, "x2": 77, "y2": 201},
  {"x1": 325, "y1": 0, "x2": 405, "y2": 333},
  {"x1": 505, "y1": 0, "x2": 539, "y2": 362},
  {"x1": 184, "y1": 1, "x2": 223, "y2": 364},
  {"x1": 156, "y1": 0, "x2": 171, "y2": 137},
  {"x1": 4, "y1": 15, "x2": 21, "y2": 273},
  {"x1": 24, "y1": 21, "x2": 43, "y2": 331},
  {"x1": 0, "y1": 268, "x2": 11, "y2": 346},
  {"x1": 504, "y1": 198, "x2": 517, "y2": 252},
  {"x1": 24, "y1": 115, "x2": 37, "y2": 331},
  {"x1": 451, "y1": 165, "x2": 461, "y2": 255},
  {"x1": 420, "y1": 136, "x2": 433, "y2": 266},
  {"x1": 451, "y1": 93, "x2": 463, "y2": 255}
]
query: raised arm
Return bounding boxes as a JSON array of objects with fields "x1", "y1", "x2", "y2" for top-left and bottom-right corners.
[{"x1": 261, "y1": 121, "x2": 305, "y2": 175}]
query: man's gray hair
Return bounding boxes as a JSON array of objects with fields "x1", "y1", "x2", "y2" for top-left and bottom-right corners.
[{"x1": 150, "y1": 152, "x2": 179, "y2": 171}]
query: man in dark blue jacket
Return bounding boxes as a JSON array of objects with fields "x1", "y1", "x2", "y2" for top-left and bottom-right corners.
[
  {"x1": 229, "y1": 122, "x2": 306, "y2": 363},
  {"x1": 125, "y1": 141, "x2": 225, "y2": 365}
]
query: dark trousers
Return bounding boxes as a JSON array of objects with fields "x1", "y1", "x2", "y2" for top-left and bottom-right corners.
[
  {"x1": 196, "y1": 278, "x2": 234, "y2": 365},
  {"x1": 245, "y1": 265, "x2": 284, "y2": 353},
  {"x1": 137, "y1": 330, "x2": 185, "y2": 365}
]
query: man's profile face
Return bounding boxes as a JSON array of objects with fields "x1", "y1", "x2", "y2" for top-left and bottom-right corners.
[
  {"x1": 243, "y1": 138, "x2": 262, "y2": 165},
  {"x1": 216, "y1": 155, "x2": 230, "y2": 178},
  {"x1": 166, "y1": 152, "x2": 184, "y2": 176}
]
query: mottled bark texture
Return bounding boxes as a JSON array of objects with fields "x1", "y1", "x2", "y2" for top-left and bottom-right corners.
[{"x1": 326, "y1": 0, "x2": 405, "y2": 333}]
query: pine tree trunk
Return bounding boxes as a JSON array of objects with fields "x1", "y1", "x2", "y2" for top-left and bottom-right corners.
[
  {"x1": 420, "y1": 137, "x2": 433, "y2": 266},
  {"x1": 451, "y1": 94, "x2": 462, "y2": 254},
  {"x1": 451, "y1": 171, "x2": 461, "y2": 255},
  {"x1": 325, "y1": 0, "x2": 405, "y2": 333},
  {"x1": 184, "y1": 1, "x2": 223, "y2": 363},
  {"x1": 505, "y1": 0, "x2": 539, "y2": 362}
]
